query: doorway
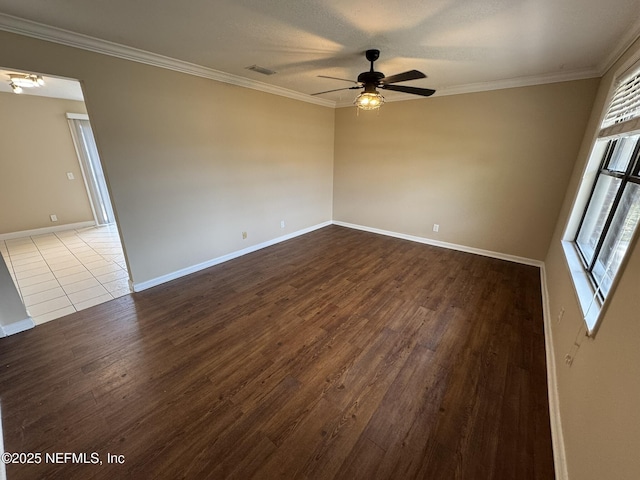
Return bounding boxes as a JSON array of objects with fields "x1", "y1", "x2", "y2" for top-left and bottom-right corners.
[{"x1": 0, "y1": 69, "x2": 131, "y2": 325}]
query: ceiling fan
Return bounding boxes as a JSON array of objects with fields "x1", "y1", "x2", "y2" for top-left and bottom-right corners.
[{"x1": 312, "y1": 49, "x2": 436, "y2": 110}]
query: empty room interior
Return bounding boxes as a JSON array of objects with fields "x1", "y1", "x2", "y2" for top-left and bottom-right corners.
[{"x1": 0, "y1": 1, "x2": 639, "y2": 479}]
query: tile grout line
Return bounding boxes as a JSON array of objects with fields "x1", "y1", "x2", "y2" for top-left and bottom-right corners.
[
  {"x1": 4, "y1": 237, "x2": 41, "y2": 302},
  {"x1": 64, "y1": 228, "x2": 120, "y2": 302},
  {"x1": 28, "y1": 233, "x2": 77, "y2": 319},
  {"x1": 48, "y1": 228, "x2": 117, "y2": 310},
  {"x1": 4, "y1": 226, "x2": 131, "y2": 324}
]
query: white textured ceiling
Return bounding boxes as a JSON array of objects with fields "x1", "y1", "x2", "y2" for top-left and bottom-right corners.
[{"x1": 0, "y1": 0, "x2": 640, "y2": 105}]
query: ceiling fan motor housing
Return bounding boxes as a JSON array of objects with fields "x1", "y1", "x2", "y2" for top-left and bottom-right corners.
[
  {"x1": 358, "y1": 71, "x2": 385, "y2": 90},
  {"x1": 359, "y1": 49, "x2": 385, "y2": 91}
]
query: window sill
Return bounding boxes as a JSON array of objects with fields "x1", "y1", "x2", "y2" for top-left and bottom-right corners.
[{"x1": 561, "y1": 241, "x2": 603, "y2": 336}]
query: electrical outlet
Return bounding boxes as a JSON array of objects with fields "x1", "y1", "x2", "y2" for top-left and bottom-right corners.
[
  {"x1": 280, "y1": 220, "x2": 285, "y2": 229},
  {"x1": 50, "y1": 214, "x2": 58, "y2": 222},
  {"x1": 242, "y1": 231, "x2": 247, "y2": 240},
  {"x1": 433, "y1": 224, "x2": 439, "y2": 232},
  {"x1": 67, "y1": 172, "x2": 75, "y2": 180}
]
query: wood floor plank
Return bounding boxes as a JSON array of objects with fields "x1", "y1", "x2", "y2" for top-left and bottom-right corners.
[{"x1": 0, "y1": 225, "x2": 554, "y2": 479}]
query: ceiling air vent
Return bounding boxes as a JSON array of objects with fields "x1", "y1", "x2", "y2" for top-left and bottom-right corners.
[{"x1": 246, "y1": 65, "x2": 277, "y2": 76}]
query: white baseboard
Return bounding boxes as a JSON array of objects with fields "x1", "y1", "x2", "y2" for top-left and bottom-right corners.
[
  {"x1": 0, "y1": 316, "x2": 35, "y2": 337},
  {"x1": 0, "y1": 221, "x2": 96, "y2": 241},
  {"x1": 132, "y1": 221, "x2": 332, "y2": 292},
  {"x1": 539, "y1": 265, "x2": 568, "y2": 480},
  {"x1": 332, "y1": 221, "x2": 543, "y2": 267}
]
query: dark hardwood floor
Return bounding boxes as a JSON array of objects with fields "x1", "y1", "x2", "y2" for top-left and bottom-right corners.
[{"x1": 0, "y1": 225, "x2": 555, "y2": 479}]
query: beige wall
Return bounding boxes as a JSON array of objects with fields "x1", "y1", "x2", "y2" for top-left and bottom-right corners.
[
  {"x1": 0, "y1": 92, "x2": 92, "y2": 233},
  {"x1": 545, "y1": 37, "x2": 640, "y2": 480},
  {"x1": 0, "y1": 31, "x2": 335, "y2": 286},
  {"x1": 4, "y1": 25, "x2": 638, "y2": 479},
  {"x1": 334, "y1": 80, "x2": 599, "y2": 260}
]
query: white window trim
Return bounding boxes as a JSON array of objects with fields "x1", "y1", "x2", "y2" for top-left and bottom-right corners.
[
  {"x1": 562, "y1": 57, "x2": 640, "y2": 337},
  {"x1": 562, "y1": 143, "x2": 607, "y2": 336},
  {"x1": 561, "y1": 241, "x2": 605, "y2": 335}
]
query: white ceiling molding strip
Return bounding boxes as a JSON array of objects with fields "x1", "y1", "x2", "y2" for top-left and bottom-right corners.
[
  {"x1": 2, "y1": 12, "x2": 640, "y2": 109},
  {"x1": 0, "y1": 13, "x2": 336, "y2": 108},
  {"x1": 334, "y1": 68, "x2": 601, "y2": 107},
  {"x1": 435, "y1": 68, "x2": 601, "y2": 98},
  {"x1": 597, "y1": 17, "x2": 640, "y2": 76}
]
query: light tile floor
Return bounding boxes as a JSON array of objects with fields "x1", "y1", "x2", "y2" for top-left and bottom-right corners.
[{"x1": 0, "y1": 225, "x2": 131, "y2": 325}]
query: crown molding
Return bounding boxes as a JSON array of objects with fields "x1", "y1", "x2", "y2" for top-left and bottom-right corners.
[
  {"x1": 434, "y1": 67, "x2": 601, "y2": 98},
  {"x1": 0, "y1": 13, "x2": 336, "y2": 108},
  {"x1": 598, "y1": 17, "x2": 640, "y2": 76},
  {"x1": 335, "y1": 67, "x2": 601, "y2": 107},
  {"x1": 3, "y1": 11, "x2": 638, "y2": 110}
]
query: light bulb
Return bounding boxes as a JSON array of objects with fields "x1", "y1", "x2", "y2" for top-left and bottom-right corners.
[{"x1": 354, "y1": 91, "x2": 385, "y2": 110}]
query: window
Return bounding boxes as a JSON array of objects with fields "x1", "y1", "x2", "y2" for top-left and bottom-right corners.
[
  {"x1": 563, "y1": 65, "x2": 640, "y2": 335},
  {"x1": 575, "y1": 136, "x2": 640, "y2": 297}
]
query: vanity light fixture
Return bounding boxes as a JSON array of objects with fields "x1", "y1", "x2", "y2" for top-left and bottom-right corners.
[{"x1": 8, "y1": 73, "x2": 45, "y2": 94}]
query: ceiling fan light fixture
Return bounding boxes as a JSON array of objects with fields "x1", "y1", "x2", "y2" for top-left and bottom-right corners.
[{"x1": 354, "y1": 91, "x2": 385, "y2": 110}]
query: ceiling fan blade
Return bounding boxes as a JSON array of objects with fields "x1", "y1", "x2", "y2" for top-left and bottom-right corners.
[
  {"x1": 318, "y1": 75, "x2": 359, "y2": 84},
  {"x1": 380, "y1": 70, "x2": 426, "y2": 84},
  {"x1": 381, "y1": 84, "x2": 436, "y2": 97},
  {"x1": 311, "y1": 86, "x2": 361, "y2": 96}
]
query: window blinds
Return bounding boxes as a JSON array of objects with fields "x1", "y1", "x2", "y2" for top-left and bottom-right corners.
[{"x1": 599, "y1": 69, "x2": 640, "y2": 138}]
